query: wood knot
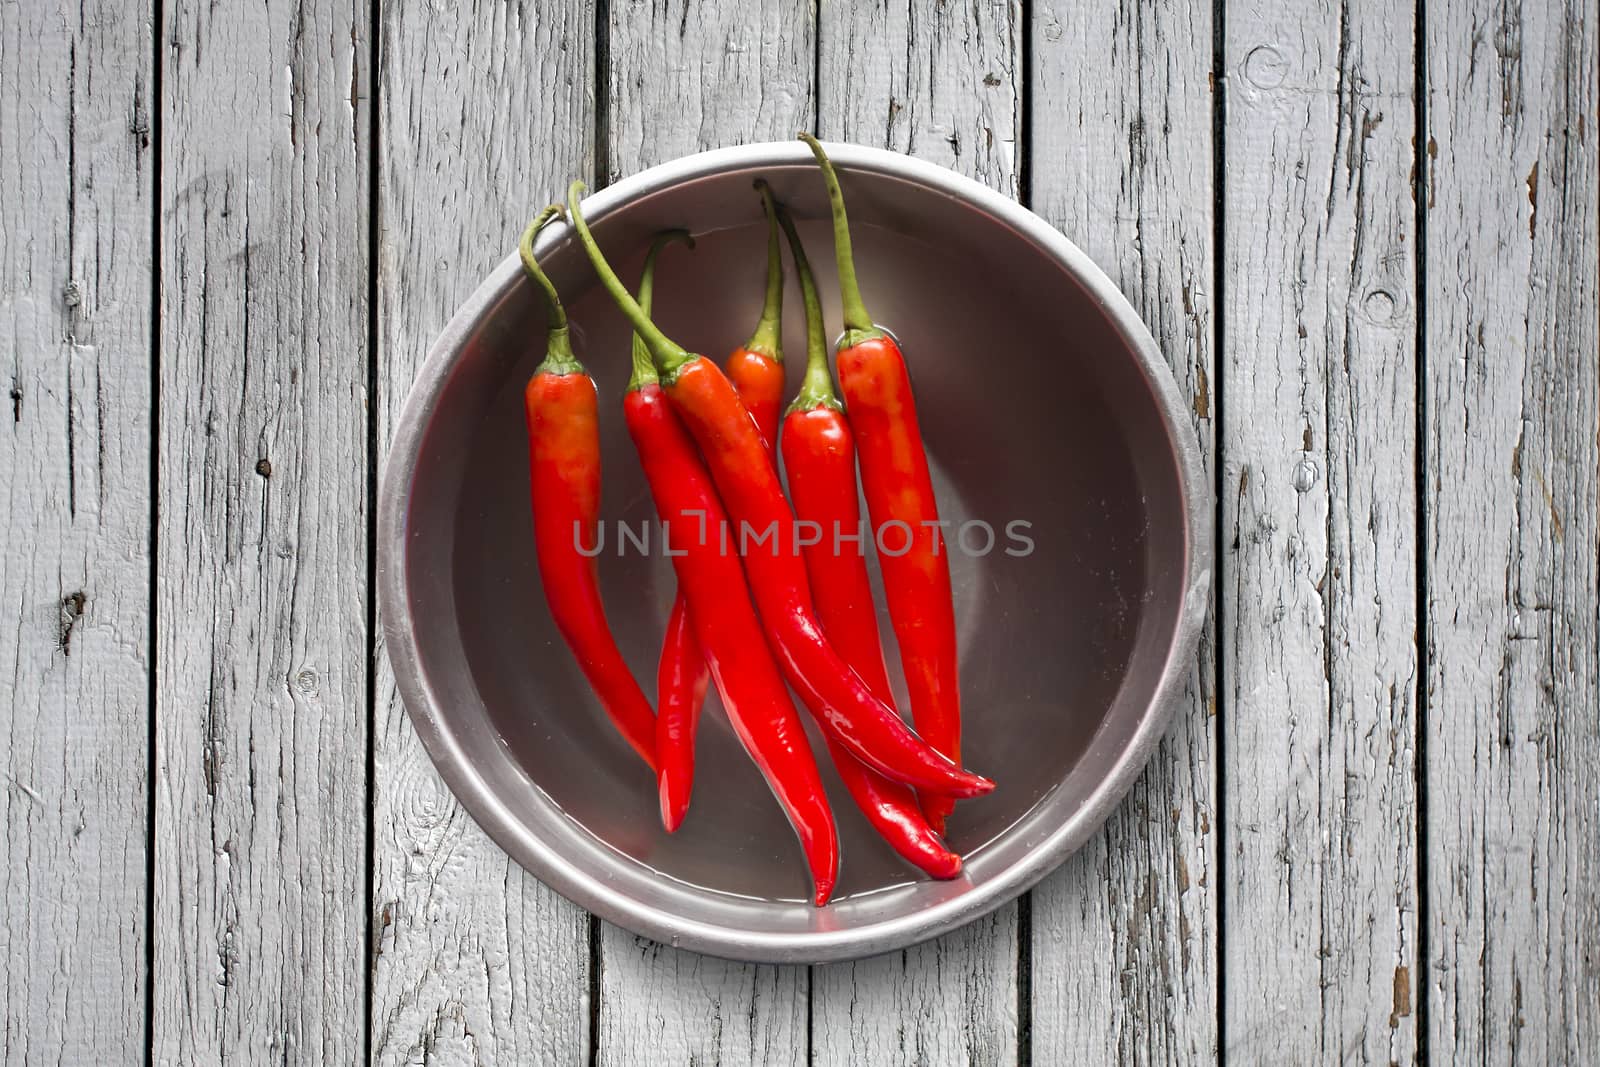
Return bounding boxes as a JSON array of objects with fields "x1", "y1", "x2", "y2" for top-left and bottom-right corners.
[
  {"x1": 1243, "y1": 45, "x2": 1287, "y2": 90},
  {"x1": 59, "y1": 591, "x2": 87, "y2": 655}
]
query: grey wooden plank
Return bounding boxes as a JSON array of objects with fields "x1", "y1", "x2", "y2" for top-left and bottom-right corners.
[
  {"x1": 1025, "y1": 0, "x2": 1219, "y2": 1061},
  {"x1": 0, "y1": 0, "x2": 153, "y2": 1061},
  {"x1": 1423, "y1": 0, "x2": 1600, "y2": 1060},
  {"x1": 812, "y1": 911, "x2": 1018, "y2": 1067},
  {"x1": 152, "y1": 1, "x2": 370, "y2": 1061},
  {"x1": 369, "y1": 1, "x2": 595, "y2": 1063},
  {"x1": 597, "y1": 936, "x2": 809, "y2": 1066},
  {"x1": 816, "y1": 0, "x2": 1022, "y2": 198},
  {"x1": 596, "y1": 1, "x2": 815, "y2": 1063},
  {"x1": 603, "y1": 0, "x2": 817, "y2": 186},
  {"x1": 811, "y1": 3, "x2": 1022, "y2": 1065},
  {"x1": 1220, "y1": 0, "x2": 1420, "y2": 1058}
]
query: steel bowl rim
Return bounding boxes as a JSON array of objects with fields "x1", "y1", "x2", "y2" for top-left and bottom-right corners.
[{"x1": 377, "y1": 140, "x2": 1213, "y2": 963}]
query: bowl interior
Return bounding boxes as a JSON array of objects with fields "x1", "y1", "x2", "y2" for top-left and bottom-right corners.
[{"x1": 395, "y1": 159, "x2": 1191, "y2": 949}]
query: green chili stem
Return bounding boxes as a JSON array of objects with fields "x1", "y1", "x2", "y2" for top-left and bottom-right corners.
[
  {"x1": 776, "y1": 205, "x2": 840, "y2": 414},
  {"x1": 742, "y1": 180, "x2": 785, "y2": 360},
  {"x1": 566, "y1": 180, "x2": 696, "y2": 377},
  {"x1": 519, "y1": 205, "x2": 569, "y2": 329},
  {"x1": 629, "y1": 229, "x2": 695, "y2": 391},
  {"x1": 798, "y1": 133, "x2": 882, "y2": 344},
  {"x1": 519, "y1": 204, "x2": 581, "y2": 374}
]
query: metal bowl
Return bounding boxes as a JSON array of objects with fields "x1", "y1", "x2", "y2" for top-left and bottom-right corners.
[{"x1": 378, "y1": 142, "x2": 1210, "y2": 963}]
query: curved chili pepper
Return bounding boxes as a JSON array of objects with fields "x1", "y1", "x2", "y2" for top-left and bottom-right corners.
[
  {"x1": 659, "y1": 187, "x2": 790, "y2": 816},
  {"x1": 621, "y1": 233, "x2": 837, "y2": 904},
  {"x1": 725, "y1": 180, "x2": 787, "y2": 450},
  {"x1": 775, "y1": 204, "x2": 961, "y2": 879},
  {"x1": 518, "y1": 205, "x2": 655, "y2": 772},
  {"x1": 800, "y1": 134, "x2": 964, "y2": 832},
  {"x1": 631, "y1": 230, "x2": 709, "y2": 831},
  {"x1": 654, "y1": 602, "x2": 706, "y2": 828},
  {"x1": 722, "y1": 200, "x2": 956, "y2": 874},
  {"x1": 567, "y1": 181, "x2": 992, "y2": 800},
  {"x1": 652, "y1": 182, "x2": 784, "y2": 834}
]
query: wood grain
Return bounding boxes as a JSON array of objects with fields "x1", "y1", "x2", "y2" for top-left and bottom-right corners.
[
  {"x1": 1220, "y1": 0, "x2": 1420, "y2": 1059},
  {"x1": 817, "y1": 0, "x2": 1023, "y2": 199},
  {"x1": 811, "y1": 4, "x2": 1023, "y2": 1065},
  {"x1": 4, "y1": 3, "x2": 1598, "y2": 1059},
  {"x1": 1423, "y1": 0, "x2": 1600, "y2": 1060},
  {"x1": 153, "y1": 1, "x2": 369, "y2": 1061},
  {"x1": 0, "y1": 0, "x2": 153, "y2": 1062},
  {"x1": 596, "y1": 933, "x2": 808, "y2": 1067},
  {"x1": 811, "y1": 911, "x2": 1018, "y2": 1067},
  {"x1": 369, "y1": 1, "x2": 596, "y2": 1063},
  {"x1": 595, "y1": 2, "x2": 816, "y2": 1063},
  {"x1": 1026, "y1": 0, "x2": 1219, "y2": 1061},
  {"x1": 604, "y1": 0, "x2": 818, "y2": 185}
]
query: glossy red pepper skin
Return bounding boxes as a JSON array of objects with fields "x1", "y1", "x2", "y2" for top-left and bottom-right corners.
[
  {"x1": 662, "y1": 359, "x2": 989, "y2": 798},
  {"x1": 657, "y1": 184, "x2": 787, "y2": 827},
  {"x1": 782, "y1": 414, "x2": 888, "y2": 690},
  {"x1": 726, "y1": 346, "x2": 784, "y2": 450},
  {"x1": 835, "y1": 334, "x2": 962, "y2": 830},
  {"x1": 726, "y1": 180, "x2": 787, "y2": 452},
  {"x1": 625, "y1": 382, "x2": 838, "y2": 905},
  {"x1": 655, "y1": 594, "x2": 707, "y2": 830},
  {"x1": 782, "y1": 407, "x2": 961, "y2": 879},
  {"x1": 524, "y1": 370, "x2": 657, "y2": 772},
  {"x1": 775, "y1": 203, "x2": 960, "y2": 878},
  {"x1": 800, "y1": 134, "x2": 965, "y2": 833},
  {"x1": 567, "y1": 180, "x2": 991, "y2": 800},
  {"x1": 627, "y1": 231, "x2": 706, "y2": 833},
  {"x1": 520, "y1": 205, "x2": 655, "y2": 773}
]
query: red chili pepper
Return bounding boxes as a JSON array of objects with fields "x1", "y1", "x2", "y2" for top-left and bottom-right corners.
[
  {"x1": 774, "y1": 204, "x2": 961, "y2": 879},
  {"x1": 799, "y1": 135, "x2": 965, "y2": 832},
  {"x1": 668, "y1": 185, "x2": 780, "y2": 834},
  {"x1": 567, "y1": 181, "x2": 992, "y2": 800},
  {"x1": 518, "y1": 205, "x2": 655, "y2": 772},
  {"x1": 633, "y1": 231, "x2": 709, "y2": 831},
  {"x1": 659, "y1": 186, "x2": 790, "y2": 830},
  {"x1": 654, "y1": 601, "x2": 706, "y2": 827},
  {"x1": 725, "y1": 181, "x2": 787, "y2": 451},
  {"x1": 621, "y1": 231, "x2": 837, "y2": 904}
]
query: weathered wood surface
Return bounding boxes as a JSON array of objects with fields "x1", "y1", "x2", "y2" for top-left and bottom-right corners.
[
  {"x1": 1026, "y1": 0, "x2": 1219, "y2": 1062},
  {"x1": 4, "y1": 0, "x2": 1600, "y2": 1062},
  {"x1": 595, "y1": 3, "x2": 816, "y2": 1064},
  {"x1": 596, "y1": 937, "x2": 808, "y2": 1067},
  {"x1": 0, "y1": 0, "x2": 153, "y2": 1062},
  {"x1": 1423, "y1": 0, "x2": 1600, "y2": 1062},
  {"x1": 817, "y1": 0, "x2": 1023, "y2": 198},
  {"x1": 152, "y1": 0, "x2": 370, "y2": 1061},
  {"x1": 811, "y1": 911, "x2": 1019, "y2": 1067},
  {"x1": 810, "y1": 3, "x2": 1024, "y2": 1065},
  {"x1": 369, "y1": 2, "x2": 596, "y2": 1064},
  {"x1": 1220, "y1": 0, "x2": 1421, "y2": 1061},
  {"x1": 604, "y1": 0, "x2": 818, "y2": 186}
]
